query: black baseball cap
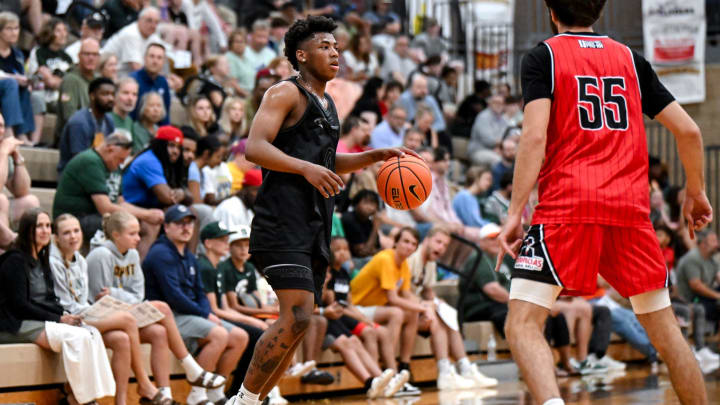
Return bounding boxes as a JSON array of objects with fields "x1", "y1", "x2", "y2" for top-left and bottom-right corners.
[
  {"x1": 200, "y1": 221, "x2": 235, "y2": 242},
  {"x1": 84, "y1": 12, "x2": 105, "y2": 29}
]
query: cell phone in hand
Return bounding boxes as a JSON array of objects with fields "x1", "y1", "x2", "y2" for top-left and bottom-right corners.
[{"x1": 338, "y1": 300, "x2": 349, "y2": 307}]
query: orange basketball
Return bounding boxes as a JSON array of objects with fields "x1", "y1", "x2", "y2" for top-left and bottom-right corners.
[{"x1": 376, "y1": 155, "x2": 432, "y2": 210}]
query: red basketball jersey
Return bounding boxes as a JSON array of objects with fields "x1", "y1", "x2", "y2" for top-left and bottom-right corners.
[{"x1": 531, "y1": 34, "x2": 650, "y2": 227}]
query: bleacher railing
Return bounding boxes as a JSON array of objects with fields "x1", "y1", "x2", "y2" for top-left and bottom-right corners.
[{"x1": 646, "y1": 122, "x2": 720, "y2": 236}]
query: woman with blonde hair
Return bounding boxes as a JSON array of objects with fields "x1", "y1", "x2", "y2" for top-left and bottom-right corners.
[
  {"x1": 51, "y1": 213, "x2": 175, "y2": 405},
  {"x1": 99, "y1": 53, "x2": 119, "y2": 82},
  {"x1": 132, "y1": 92, "x2": 167, "y2": 153},
  {"x1": 218, "y1": 97, "x2": 246, "y2": 142},
  {"x1": 186, "y1": 95, "x2": 221, "y2": 138},
  {"x1": 83, "y1": 211, "x2": 227, "y2": 403}
]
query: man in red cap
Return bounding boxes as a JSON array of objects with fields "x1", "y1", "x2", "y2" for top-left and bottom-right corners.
[
  {"x1": 122, "y1": 125, "x2": 189, "y2": 210},
  {"x1": 213, "y1": 169, "x2": 261, "y2": 231}
]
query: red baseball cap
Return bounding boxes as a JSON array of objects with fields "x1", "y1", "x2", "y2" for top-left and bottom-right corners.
[
  {"x1": 156, "y1": 125, "x2": 184, "y2": 144},
  {"x1": 243, "y1": 169, "x2": 263, "y2": 187}
]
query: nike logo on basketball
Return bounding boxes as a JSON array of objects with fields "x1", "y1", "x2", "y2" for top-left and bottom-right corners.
[{"x1": 408, "y1": 184, "x2": 420, "y2": 200}]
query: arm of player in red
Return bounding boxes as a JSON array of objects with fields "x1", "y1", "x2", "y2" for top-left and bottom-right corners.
[
  {"x1": 655, "y1": 101, "x2": 713, "y2": 239},
  {"x1": 496, "y1": 99, "x2": 551, "y2": 272},
  {"x1": 245, "y1": 81, "x2": 344, "y2": 199},
  {"x1": 335, "y1": 147, "x2": 422, "y2": 174}
]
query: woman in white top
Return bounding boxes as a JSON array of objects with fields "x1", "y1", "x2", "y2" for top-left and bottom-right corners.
[{"x1": 343, "y1": 34, "x2": 379, "y2": 83}]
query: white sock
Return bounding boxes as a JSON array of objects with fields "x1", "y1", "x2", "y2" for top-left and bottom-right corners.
[
  {"x1": 437, "y1": 358, "x2": 453, "y2": 376},
  {"x1": 181, "y1": 354, "x2": 205, "y2": 382},
  {"x1": 207, "y1": 385, "x2": 226, "y2": 402},
  {"x1": 237, "y1": 384, "x2": 261, "y2": 405},
  {"x1": 187, "y1": 387, "x2": 207, "y2": 404},
  {"x1": 456, "y1": 357, "x2": 472, "y2": 374},
  {"x1": 542, "y1": 399, "x2": 565, "y2": 405},
  {"x1": 158, "y1": 386, "x2": 172, "y2": 399}
]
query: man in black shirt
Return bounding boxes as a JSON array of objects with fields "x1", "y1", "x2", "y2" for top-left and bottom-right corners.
[
  {"x1": 228, "y1": 16, "x2": 415, "y2": 405},
  {"x1": 101, "y1": 0, "x2": 141, "y2": 38}
]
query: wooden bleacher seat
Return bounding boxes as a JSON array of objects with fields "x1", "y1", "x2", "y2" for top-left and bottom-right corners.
[{"x1": 21, "y1": 147, "x2": 59, "y2": 185}]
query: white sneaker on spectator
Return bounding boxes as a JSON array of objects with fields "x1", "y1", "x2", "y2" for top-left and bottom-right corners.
[
  {"x1": 576, "y1": 358, "x2": 608, "y2": 375},
  {"x1": 591, "y1": 354, "x2": 626, "y2": 371},
  {"x1": 692, "y1": 348, "x2": 704, "y2": 363},
  {"x1": 384, "y1": 370, "x2": 410, "y2": 397},
  {"x1": 438, "y1": 369, "x2": 475, "y2": 390},
  {"x1": 266, "y1": 386, "x2": 287, "y2": 405},
  {"x1": 394, "y1": 381, "x2": 421, "y2": 396},
  {"x1": 459, "y1": 363, "x2": 498, "y2": 388},
  {"x1": 287, "y1": 360, "x2": 316, "y2": 377},
  {"x1": 697, "y1": 347, "x2": 720, "y2": 362},
  {"x1": 367, "y1": 369, "x2": 395, "y2": 399}
]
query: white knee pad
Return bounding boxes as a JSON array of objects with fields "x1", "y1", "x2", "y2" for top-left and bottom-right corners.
[
  {"x1": 509, "y1": 278, "x2": 563, "y2": 310},
  {"x1": 630, "y1": 288, "x2": 671, "y2": 315}
]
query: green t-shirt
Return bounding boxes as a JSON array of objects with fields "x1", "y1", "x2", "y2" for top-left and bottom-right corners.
[
  {"x1": 197, "y1": 254, "x2": 224, "y2": 308},
  {"x1": 461, "y1": 251, "x2": 512, "y2": 321},
  {"x1": 675, "y1": 248, "x2": 719, "y2": 302},
  {"x1": 111, "y1": 111, "x2": 134, "y2": 133},
  {"x1": 220, "y1": 258, "x2": 258, "y2": 296},
  {"x1": 53, "y1": 149, "x2": 113, "y2": 218},
  {"x1": 131, "y1": 121, "x2": 154, "y2": 155}
]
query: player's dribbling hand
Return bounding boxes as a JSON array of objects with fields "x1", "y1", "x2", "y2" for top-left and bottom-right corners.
[
  {"x1": 374, "y1": 147, "x2": 423, "y2": 162},
  {"x1": 495, "y1": 213, "x2": 524, "y2": 272},
  {"x1": 302, "y1": 163, "x2": 344, "y2": 198},
  {"x1": 682, "y1": 189, "x2": 713, "y2": 239}
]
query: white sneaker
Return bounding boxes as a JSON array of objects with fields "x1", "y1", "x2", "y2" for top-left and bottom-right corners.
[
  {"x1": 693, "y1": 348, "x2": 704, "y2": 363},
  {"x1": 459, "y1": 363, "x2": 498, "y2": 388},
  {"x1": 287, "y1": 360, "x2": 316, "y2": 377},
  {"x1": 267, "y1": 386, "x2": 288, "y2": 405},
  {"x1": 367, "y1": 369, "x2": 395, "y2": 399},
  {"x1": 594, "y1": 354, "x2": 626, "y2": 371},
  {"x1": 225, "y1": 396, "x2": 237, "y2": 405},
  {"x1": 394, "y1": 381, "x2": 421, "y2": 397},
  {"x1": 437, "y1": 369, "x2": 475, "y2": 390},
  {"x1": 384, "y1": 369, "x2": 410, "y2": 397},
  {"x1": 697, "y1": 347, "x2": 720, "y2": 362}
]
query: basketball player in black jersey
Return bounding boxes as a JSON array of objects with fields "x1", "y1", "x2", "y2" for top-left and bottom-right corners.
[{"x1": 227, "y1": 16, "x2": 417, "y2": 405}]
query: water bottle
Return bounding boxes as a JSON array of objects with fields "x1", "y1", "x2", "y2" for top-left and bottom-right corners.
[{"x1": 487, "y1": 334, "x2": 497, "y2": 361}]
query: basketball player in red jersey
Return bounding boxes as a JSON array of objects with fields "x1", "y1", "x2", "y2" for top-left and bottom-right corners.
[{"x1": 496, "y1": 1, "x2": 712, "y2": 404}]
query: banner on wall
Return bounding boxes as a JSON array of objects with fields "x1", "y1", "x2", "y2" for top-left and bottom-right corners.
[{"x1": 643, "y1": 0, "x2": 706, "y2": 104}]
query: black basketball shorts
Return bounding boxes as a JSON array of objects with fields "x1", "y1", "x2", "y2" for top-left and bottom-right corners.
[{"x1": 253, "y1": 251, "x2": 328, "y2": 305}]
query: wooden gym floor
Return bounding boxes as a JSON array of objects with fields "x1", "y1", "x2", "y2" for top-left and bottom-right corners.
[{"x1": 289, "y1": 363, "x2": 720, "y2": 405}]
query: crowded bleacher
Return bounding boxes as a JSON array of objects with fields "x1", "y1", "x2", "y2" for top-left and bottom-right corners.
[{"x1": 0, "y1": 1, "x2": 718, "y2": 405}]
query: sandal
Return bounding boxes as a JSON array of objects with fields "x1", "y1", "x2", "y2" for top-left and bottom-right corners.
[
  {"x1": 139, "y1": 392, "x2": 174, "y2": 405},
  {"x1": 187, "y1": 370, "x2": 226, "y2": 388}
]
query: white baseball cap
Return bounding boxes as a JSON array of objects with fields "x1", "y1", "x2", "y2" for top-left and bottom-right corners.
[{"x1": 228, "y1": 225, "x2": 251, "y2": 244}]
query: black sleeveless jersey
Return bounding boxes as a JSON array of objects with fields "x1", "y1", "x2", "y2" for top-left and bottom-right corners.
[{"x1": 249, "y1": 77, "x2": 340, "y2": 261}]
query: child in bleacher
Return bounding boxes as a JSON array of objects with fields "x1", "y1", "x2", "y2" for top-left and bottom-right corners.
[{"x1": 325, "y1": 236, "x2": 408, "y2": 397}]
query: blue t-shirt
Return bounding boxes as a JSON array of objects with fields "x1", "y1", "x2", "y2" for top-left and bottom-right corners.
[{"x1": 122, "y1": 150, "x2": 167, "y2": 208}]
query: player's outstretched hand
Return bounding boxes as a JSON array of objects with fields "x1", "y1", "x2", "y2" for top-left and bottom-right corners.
[
  {"x1": 373, "y1": 147, "x2": 423, "y2": 162},
  {"x1": 495, "y1": 213, "x2": 524, "y2": 272},
  {"x1": 682, "y1": 189, "x2": 713, "y2": 239},
  {"x1": 302, "y1": 162, "x2": 344, "y2": 198}
]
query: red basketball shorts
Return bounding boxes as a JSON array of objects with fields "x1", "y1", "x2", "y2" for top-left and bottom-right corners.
[{"x1": 511, "y1": 224, "x2": 668, "y2": 298}]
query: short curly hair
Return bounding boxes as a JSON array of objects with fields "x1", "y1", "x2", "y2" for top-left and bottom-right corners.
[{"x1": 284, "y1": 15, "x2": 338, "y2": 71}]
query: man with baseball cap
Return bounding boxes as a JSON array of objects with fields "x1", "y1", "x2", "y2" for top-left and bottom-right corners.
[
  {"x1": 213, "y1": 169, "x2": 262, "y2": 230},
  {"x1": 122, "y1": 125, "x2": 189, "y2": 210},
  {"x1": 197, "y1": 222, "x2": 269, "y2": 397},
  {"x1": 143, "y1": 206, "x2": 249, "y2": 405},
  {"x1": 65, "y1": 12, "x2": 106, "y2": 64}
]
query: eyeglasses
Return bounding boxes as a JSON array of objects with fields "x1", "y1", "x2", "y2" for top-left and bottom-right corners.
[{"x1": 80, "y1": 52, "x2": 100, "y2": 57}]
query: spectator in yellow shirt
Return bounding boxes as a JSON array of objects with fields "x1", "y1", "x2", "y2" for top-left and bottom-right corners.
[{"x1": 350, "y1": 227, "x2": 426, "y2": 391}]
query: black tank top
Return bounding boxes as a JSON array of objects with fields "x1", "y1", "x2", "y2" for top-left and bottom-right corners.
[{"x1": 249, "y1": 77, "x2": 340, "y2": 261}]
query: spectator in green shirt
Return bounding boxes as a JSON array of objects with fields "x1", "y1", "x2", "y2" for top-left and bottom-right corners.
[
  {"x1": 52, "y1": 130, "x2": 164, "y2": 253},
  {"x1": 222, "y1": 225, "x2": 277, "y2": 323},
  {"x1": 55, "y1": 38, "x2": 99, "y2": 143},
  {"x1": 111, "y1": 77, "x2": 138, "y2": 134},
  {"x1": 675, "y1": 230, "x2": 720, "y2": 326}
]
